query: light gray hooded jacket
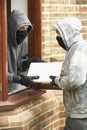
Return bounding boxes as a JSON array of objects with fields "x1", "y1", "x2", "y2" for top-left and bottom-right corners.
[
  {"x1": 53, "y1": 17, "x2": 87, "y2": 118},
  {"x1": 8, "y1": 10, "x2": 32, "y2": 92}
]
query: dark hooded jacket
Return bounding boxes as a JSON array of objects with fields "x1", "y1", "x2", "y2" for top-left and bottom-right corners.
[
  {"x1": 8, "y1": 10, "x2": 32, "y2": 92},
  {"x1": 53, "y1": 17, "x2": 87, "y2": 118}
]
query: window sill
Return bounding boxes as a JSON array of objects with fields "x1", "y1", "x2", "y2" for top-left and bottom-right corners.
[{"x1": 0, "y1": 89, "x2": 45, "y2": 110}]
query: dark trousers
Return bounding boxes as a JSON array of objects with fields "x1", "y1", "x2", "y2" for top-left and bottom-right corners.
[{"x1": 64, "y1": 117, "x2": 87, "y2": 130}]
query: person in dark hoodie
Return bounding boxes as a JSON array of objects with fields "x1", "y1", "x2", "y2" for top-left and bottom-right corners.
[
  {"x1": 8, "y1": 9, "x2": 42, "y2": 93},
  {"x1": 49, "y1": 17, "x2": 87, "y2": 130}
]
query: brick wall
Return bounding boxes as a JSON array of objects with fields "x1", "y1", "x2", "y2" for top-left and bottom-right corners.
[
  {"x1": 0, "y1": 90, "x2": 65, "y2": 130},
  {"x1": 41, "y1": 0, "x2": 87, "y2": 61}
]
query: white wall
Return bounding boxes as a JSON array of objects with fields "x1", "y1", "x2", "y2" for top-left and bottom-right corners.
[{"x1": 11, "y1": 0, "x2": 28, "y2": 16}]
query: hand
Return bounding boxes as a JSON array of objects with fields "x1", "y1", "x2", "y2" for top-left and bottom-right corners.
[
  {"x1": 29, "y1": 76, "x2": 39, "y2": 80},
  {"x1": 49, "y1": 75, "x2": 58, "y2": 87},
  {"x1": 20, "y1": 75, "x2": 39, "y2": 88}
]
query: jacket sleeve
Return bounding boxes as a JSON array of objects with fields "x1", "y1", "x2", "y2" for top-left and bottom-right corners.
[
  {"x1": 55, "y1": 49, "x2": 87, "y2": 91},
  {"x1": 8, "y1": 72, "x2": 14, "y2": 82},
  {"x1": 8, "y1": 72, "x2": 21, "y2": 83}
]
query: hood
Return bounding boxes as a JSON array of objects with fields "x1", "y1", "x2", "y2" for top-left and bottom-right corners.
[
  {"x1": 52, "y1": 17, "x2": 83, "y2": 50},
  {"x1": 8, "y1": 9, "x2": 33, "y2": 47}
]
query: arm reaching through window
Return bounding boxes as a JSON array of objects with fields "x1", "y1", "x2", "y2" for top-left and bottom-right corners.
[{"x1": 12, "y1": 74, "x2": 39, "y2": 88}]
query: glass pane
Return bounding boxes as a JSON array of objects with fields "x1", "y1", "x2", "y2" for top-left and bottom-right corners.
[{"x1": 41, "y1": 0, "x2": 87, "y2": 62}]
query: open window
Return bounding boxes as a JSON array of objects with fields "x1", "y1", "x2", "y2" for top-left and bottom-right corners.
[
  {"x1": 7, "y1": 0, "x2": 42, "y2": 95},
  {"x1": 0, "y1": 0, "x2": 45, "y2": 109},
  {"x1": 7, "y1": 0, "x2": 31, "y2": 95}
]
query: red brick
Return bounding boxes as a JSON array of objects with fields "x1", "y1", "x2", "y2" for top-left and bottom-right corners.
[
  {"x1": 30, "y1": 108, "x2": 41, "y2": 117},
  {"x1": 0, "y1": 117, "x2": 8, "y2": 127}
]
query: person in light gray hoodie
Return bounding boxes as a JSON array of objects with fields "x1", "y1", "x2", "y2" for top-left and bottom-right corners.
[
  {"x1": 50, "y1": 17, "x2": 87, "y2": 130},
  {"x1": 8, "y1": 9, "x2": 41, "y2": 93}
]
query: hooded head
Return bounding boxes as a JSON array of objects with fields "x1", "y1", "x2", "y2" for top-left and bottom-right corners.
[
  {"x1": 8, "y1": 9, "x2": 33, "y2": 47},
  {"x1": 52, "y1": 17, "x2": 83, "y2": 50}
]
